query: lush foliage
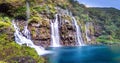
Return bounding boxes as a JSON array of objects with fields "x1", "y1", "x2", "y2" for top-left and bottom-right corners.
[
  {"x1": 88, "y1": 8, "x2": 120, "y2": 43},
  {"x1": 0, "y1": 16, "x2": 44, "y2": 63},
  {"x1": 0, "y1": 1, "x2": 120, "y2": 63},
  {"x1": 67, "y1": 0, "x2": 120, "y2": 44}
]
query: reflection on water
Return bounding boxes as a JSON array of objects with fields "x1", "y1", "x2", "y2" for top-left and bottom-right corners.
[{"x1": 45, "y1": 45, "x2": 120, "y2": 63}]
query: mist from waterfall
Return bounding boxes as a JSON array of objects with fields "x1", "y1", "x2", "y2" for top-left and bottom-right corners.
[
  {"x1": 50, "y1": 14, "x2": 61, "y2": 47},
  {"x1": 85, "y1": 22, "x2": 91, "y2": 42},
  {"x1": 72, "y1": 17, "x2": 84, "y2": 46}
]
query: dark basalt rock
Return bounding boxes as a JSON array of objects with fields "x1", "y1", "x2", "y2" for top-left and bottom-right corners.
[
  {"x1": 15, "y1": 15, "x2": 27, "y2": 21},
  {"x1": 0, "y1": 3, "x2": 14, "y2": 16}
]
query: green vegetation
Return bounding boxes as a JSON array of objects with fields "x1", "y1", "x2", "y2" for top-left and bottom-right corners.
[
  {"x1": 88, "y1": 8, "x2": 120, "y2": 43},
  {"x1": 68, "y1": 0, "x2": 92, "y2": 22},
  {"x1": 67, "y1": 0, "x2": 120, "y2": 44},
  {"x1": 0, "y1": 0, "x2": 45, "y2": 61},
  {"x1": 0, "y1": 61, "x2": 7, "y2": 63},
  {"x1": 0, "y1": 16, "x2": 44, "y2": 62},
  {"x1": 0, "y1": 0, "x2": 120, "y2": 62}
]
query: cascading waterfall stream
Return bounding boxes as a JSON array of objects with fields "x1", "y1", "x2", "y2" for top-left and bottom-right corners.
[
  {"x1": 21, "y1": 0, "x2": 31, "y2": 39},
  {"x1": 72, "y1": 17, "x2": 84, "y2": 46},
  {"x1": 22, "y1": 26, "x2": 31, "y2": 39},
  {"x1": 26, "y1": 0, "x2": 30, "y2": 21},
  {"x1": 12, "y1": 20, "x2": 52, "y2": 55},
  {"x1": 85, "y1": 22, "x2": 91, "y2": 42},
  {"x1": 50, "y1": 14, "x2": 61, "y2": 47},
  {"x1": 12, "y1": 0, "x2": 52, "y2": 55}
]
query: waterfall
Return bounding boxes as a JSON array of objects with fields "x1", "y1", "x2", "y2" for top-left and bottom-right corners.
[
  {"x1": 12, "y1": 0, "x2": 53, "y2": 56},
  {"x1": 85, "y1": 22, "x2": 91, "y2": 42},
  {"x1": 20, "y1": 0, "x2": 31, "y2": 39},
  {"x1": 12, "y1": 20, "x2": 52, "y2": 55},
  {"x1": 26, "y1": 0, "x2": 30, "y2": 20},
  {"x1": 50, "y1": 14, "x2": 61, "y2": 47},
  {"x1": 72, "y1": 17, "x2": 84, "y2": 46},
  {"x1": 22, "y1": 26, "x2": 31, "y2": 39}
]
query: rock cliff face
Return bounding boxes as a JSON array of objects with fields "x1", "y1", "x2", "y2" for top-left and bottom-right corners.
[
  {"x1": 26, "y1": 8, "x2": 77, "y2": 47},
  {"x1": 28, "y1": 18, "x2": 51, "y2": 48},
  {"x1": 60, "y1": 18, "x2": 76, "y2": 46},
  {"x1": 14, "y1": 5, "x2": 97, "y2": 48},
  {"x1": 0, "y1": 0, "x2": 98, "y2": 48}
]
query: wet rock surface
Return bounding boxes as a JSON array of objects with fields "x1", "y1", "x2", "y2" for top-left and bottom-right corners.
[
  {"x1": 28, "y1": 18, "x2": 51, "y2": 48},
  {"x1": 60, "y1": 19, "x2": 76, "y2": 46},
  {"x1": 15, "y1": 7, "x2": 97, "y2": 48},
  {"x1": 27, "y1": 14, "x2": 76, "y2": 47}
]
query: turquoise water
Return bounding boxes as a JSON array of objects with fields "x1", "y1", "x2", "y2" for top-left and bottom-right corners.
[{"x1": 46, "y1": 45, "x2": 120, "y2": 63}]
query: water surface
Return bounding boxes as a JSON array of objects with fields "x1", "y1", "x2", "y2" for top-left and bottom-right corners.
[{"x1": 46, "y1": 45, "x2": 120, "y2": 63}]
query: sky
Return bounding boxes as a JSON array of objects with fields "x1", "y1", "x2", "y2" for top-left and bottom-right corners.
[{"x1": 77, "y1": 0, "x2": 120, "y2": 10}]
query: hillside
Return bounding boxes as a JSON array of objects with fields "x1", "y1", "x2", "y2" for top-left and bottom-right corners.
[{"x1": 88, "y1": 7, "x2": 120, "y2": 44}]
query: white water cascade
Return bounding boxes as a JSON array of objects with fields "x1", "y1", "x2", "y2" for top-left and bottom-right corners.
[
  {"x1": 12, "y1": 20, "x2": 52, "y2": 55},
  {"x1": 72, "y1": 17, "x2": 84, "y2": 46},
  {"x1": 85, "y1": 22, "x2": 91, "y2": 42},
  {"x1": 22, "y1": 26, "x2": 31, "y2": 39},
  {"x1": 26, "y1": 0, "x2": 30, "y2": 20},
  {"x1": 12, "y1": 0, "x2": 53, "y2": 56},
  {"x1": 50, "y1": 14, "x2": 61, "y2": 47}
]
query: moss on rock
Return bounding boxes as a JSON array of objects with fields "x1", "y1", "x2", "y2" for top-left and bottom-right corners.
[
  {"x1": 0, "y1": 16, "x2": 44, "y2": 63},
  {"x1": 0, "y1": 28, "x2": 44, "y2": 63}
]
